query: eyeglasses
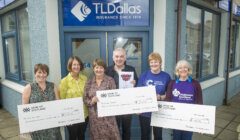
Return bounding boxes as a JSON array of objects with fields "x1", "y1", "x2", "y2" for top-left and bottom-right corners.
[{"x1": 178, "y1": 67, "x2": 188, "y2": 71}]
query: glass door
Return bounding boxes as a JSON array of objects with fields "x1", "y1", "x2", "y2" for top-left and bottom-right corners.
[
  {"x1": 108, "y1": 32, "x2": 149, "y2": 76},
  {"x1": 64, "y1": 32, "x2": 106, "y2": 77}
]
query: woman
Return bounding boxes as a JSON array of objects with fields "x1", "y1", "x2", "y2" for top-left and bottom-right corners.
[
  {"x1": 22, "y1": 63, "x2": 62, "y2": 140},
  {"x1": 137, "y1": 52, "x2": 171, "y2": 140},
  {"x1": 165, "y1": 59, "x2": 203, "y2": 140},
  {"x1": 59, "y1": 56, "x2": 88, "y2": 140},
  {"x1": 84, "y1": 58, "x2": 120, "y2": 140}
]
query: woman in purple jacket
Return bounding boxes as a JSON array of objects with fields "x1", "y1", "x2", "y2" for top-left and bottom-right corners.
[{"x1": 166, "y1": 59, "x2": 203, "y2": 140}]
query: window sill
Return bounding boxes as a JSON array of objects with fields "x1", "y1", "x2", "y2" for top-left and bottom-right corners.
[
  {"x1": 200, "y1": 77, "x2": 225, "y2": 89},
  {"x1": 1, "y1": 79, "x2": 25, "y2": 94},
  {"x1": 229, "y1": 69, "x2": 240, "y2": 78}
]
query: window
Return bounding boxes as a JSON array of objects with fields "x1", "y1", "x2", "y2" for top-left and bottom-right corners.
[
  {"x1": 230, "y1": 20, "x2": 240, "y2": 70},
  {"x1": 186, "y1": 5, "x2": 220, "y2": 80},
  {"x1": 1, "y1": 5, "x2": 32, "y2": 83}
]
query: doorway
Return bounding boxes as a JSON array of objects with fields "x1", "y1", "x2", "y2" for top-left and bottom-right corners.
[{"x1": 63, "y1": 32, "x2": 149, "y2": 77}]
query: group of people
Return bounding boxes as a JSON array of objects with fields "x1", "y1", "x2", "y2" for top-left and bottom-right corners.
[{"x1": 22, "y1": 47, "x2": 202, "y2": 140}]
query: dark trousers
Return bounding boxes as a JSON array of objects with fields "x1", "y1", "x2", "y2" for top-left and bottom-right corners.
[
  {"x1": 116, "y1": 115, "x2": 132, "y2": 140},
  {"x1": 67, "y1": 117, "x2": 89, "y2": 140},
  {"x1": 173, "y1": 130, "x2": 193, "y2": 140},
  {"x1": 139, "y1": 115, "x2": 162, "y2": 140}
]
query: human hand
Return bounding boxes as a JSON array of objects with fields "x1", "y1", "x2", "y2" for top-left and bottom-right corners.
[
  {"x1": 157, "y1": 94, "x2": 166, "y2": 101},
  {"x1": 130, "y1": 80, "x2": 136, "y2": 86},
  {"x1": 91, "y1": 96, "x2": 99, "y2": 105}
]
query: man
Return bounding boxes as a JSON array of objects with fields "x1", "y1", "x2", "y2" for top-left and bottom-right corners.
[{"x1": 105, "y1": 47, "x2": 138, "y2": 140}]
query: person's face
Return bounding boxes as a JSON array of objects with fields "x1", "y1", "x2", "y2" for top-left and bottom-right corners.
[
  {"x1": 149, "y1": 59, "x2": 161, "y2": 72},
  {"x1": 177, "y1": 64, "x2": 189, "y2": 78},
  {"x1": 71, "y1": 59, "x2": 81, "y2": 74},
  {"x1": 93, "y1": 65, "x2": 105, "y2": 77},
  {"x1": 113, "y1": 50, "x2": 126, "y2": 67},
  {"x1": 35, "y1": 69, "x2": 47, "y2": 83}
]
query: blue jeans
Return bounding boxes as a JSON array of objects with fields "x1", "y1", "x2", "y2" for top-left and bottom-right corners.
[{"x1": 173, "y1": 130, "x2": 193, "y2": 140}]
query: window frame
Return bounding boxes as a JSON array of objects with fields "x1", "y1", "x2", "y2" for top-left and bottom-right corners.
[
  {"x1": 186, "y1": 2, "x2": 221, "y2": 81},
  {"x1": 1, "y1": 4, "x2": 29, "y2": 84}
]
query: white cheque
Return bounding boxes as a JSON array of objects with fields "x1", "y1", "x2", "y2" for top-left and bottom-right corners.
[
  {"x1": 18, "y1": 97, "x2": 85, "y2": 134},
  {"x1": 97, "y1": 86, "x2": 158, "y2": 117},
  {"x1": 151, "y1": 101, "x2": 216, "y2": 134}
]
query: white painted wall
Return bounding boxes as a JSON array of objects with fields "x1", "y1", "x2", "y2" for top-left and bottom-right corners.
[
  {"x1": 153, "y1": 0, "x2": 166, "y2": 70},
  {"x1": 45, "y1": 0, "x2": 62, "y2": 85}
]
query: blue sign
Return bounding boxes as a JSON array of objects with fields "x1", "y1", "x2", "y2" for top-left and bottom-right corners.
[
  {"x1": 218, "y1": 0, "x2": 230, "y2": 12},
  {"x1": 0, "y1": 0, "x2": 15, "y2": 9},
  {"x1": 62, "y1": 0, "x2": 149, "y2": 26},
  {"x1": 236, "y1": 6, "x2": 240, "y2": 16}
]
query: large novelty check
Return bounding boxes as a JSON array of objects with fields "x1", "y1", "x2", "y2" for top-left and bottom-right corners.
[
  {"x1": 151, "y1": 101, "x2": 216, "y2": 134},
  {"x1": 97, "y1": 86, "x2": 158, "y2": 117},
  {"x1": 18, "y1": 97, "x2": 85, "y2": 134}
]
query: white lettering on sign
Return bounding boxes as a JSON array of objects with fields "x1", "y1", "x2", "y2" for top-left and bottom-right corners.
[{"x1": 93, "y1": 3, "x2": 141, "y2": 14}]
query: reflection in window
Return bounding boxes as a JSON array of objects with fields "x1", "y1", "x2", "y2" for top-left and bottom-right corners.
[
  {"x1": 186, "y1": 6, "x2": 201, "y2": 78},
  {"x1": 202, "y1": 11, "x2": 219, "y2": 77},
  {"x1": 2, "y1": 12, "x2": 15, "y2": 32},
  {"x1": 17, "y1": 7, "x2": 32, "y2": 82},
  {"x1": 230, "y1": 21, "x2": 240, "y2": 70},
  {"x1": 72, "y1": 38, "x2": 100, "y2": 78},
  {"x1": 113, "y1": 38, "x2": 142, "y2": 76},
  {"x1": 186, "y1": 5, "x2": 220, "y2": 80},
  {"x1": 5, "y1": 37, "x2": 18, "y2": 74}
]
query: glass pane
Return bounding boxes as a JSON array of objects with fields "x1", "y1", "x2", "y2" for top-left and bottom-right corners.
[
  {"x1": 5, "y1": 37, "x2": 18, "y2": 74},
  {"x1": 113, "y1": 37, "x2": 142, "y2": 76},
  {"x1": 186, "y1": 5, "x2": 202, "y2": 79},
  {"x1": 202, "y1": 11, "x2": 219, "y2": 77},
  {"x1": 230, "y1": 21, "x2": 237, "y2": 69},
  {"x1": 17, "y1": 6, "x2": 32, "y2": 82},
  {"x1": 2, "y1": 12, "x2": 15, "y2": 32},
  {"x1": 72, "y1": 38, "x2": 100, "y2": 78},
  {"x1": 235, "y1": 22, "x2": 240, "y2": 68}
]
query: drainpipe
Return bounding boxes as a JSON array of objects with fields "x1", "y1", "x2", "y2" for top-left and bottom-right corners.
[
  {"x1": 224, "y1": 0, "x2": 233, "y2": 105},
  {"x1": 176, "y1": 0, "x2": 182, "y2": 62}
]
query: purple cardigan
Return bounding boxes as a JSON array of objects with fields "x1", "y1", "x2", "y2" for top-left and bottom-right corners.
[{"x1": 165, "y1": 79, "x2": 203, "y2": 104}]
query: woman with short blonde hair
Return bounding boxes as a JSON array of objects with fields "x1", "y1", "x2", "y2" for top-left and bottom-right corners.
[{"x1": 166, "y1": 59, "x2": 203, "y2": 140}]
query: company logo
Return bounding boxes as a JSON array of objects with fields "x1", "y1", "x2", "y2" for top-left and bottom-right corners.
[
  {"x1": 146, "y1": 80, "x2": 154, "y2": 86},
  {"x1": 23, "y1": 107, "x2": 30, "y2": 112},
  {"x1": 172, "y1": 89, "x2": 180, "y2": 97},
  {"x1": 101, "y1": 93, "x2": 107, "y2": 98},
  {"x1": 71, "y1": 1, "x2": 91, "y2": 22},
  {"x1": 93, "y1": 2, "x2": 142, "y2": 14}
]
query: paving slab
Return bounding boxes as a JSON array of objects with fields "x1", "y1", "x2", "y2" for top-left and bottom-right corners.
[
  {"x1": 234, "y1": 115, "x2": 240, "y2": 123},
  {"x1": 216, "y1": 129, "x2": 238, "y2": 140},
  {"x1": 216, "y1": 110, "x2": 236, "y2": 121},
  {"x1": 215, "y1": 118, "x2": 230, "y2": 128},
  {"x1": 219, "y1": 107, "x2": 240, "y2": 115},
  {"x1": 226, "y1": 121, "x2": 239, "y2": 131},
  {"x1": 0, "y1": 126, "x2": 19, "y2": 139},
  {"x1": 192, "y1": 133, "x2": 214, "y2": 140},
  {"x1": 0, "y1": 118, "x2": 18, "y2": 129}
]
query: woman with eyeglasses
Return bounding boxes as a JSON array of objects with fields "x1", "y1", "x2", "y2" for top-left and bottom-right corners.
[{"x1": 165, "y1": 59, "x2": 203, "y2": 140}]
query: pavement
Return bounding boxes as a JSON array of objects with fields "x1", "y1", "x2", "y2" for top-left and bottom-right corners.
[{"x1": 1, "y1": 93, "x2": 240, "y2": 140}]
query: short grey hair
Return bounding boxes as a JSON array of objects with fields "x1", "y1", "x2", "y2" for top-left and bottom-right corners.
[
  {"x1": 113, "y1": 47, "x2": 126, "y2": 56},
  {"x1": 175, "y1": 59, "x2": 193, "y2": 77}
]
